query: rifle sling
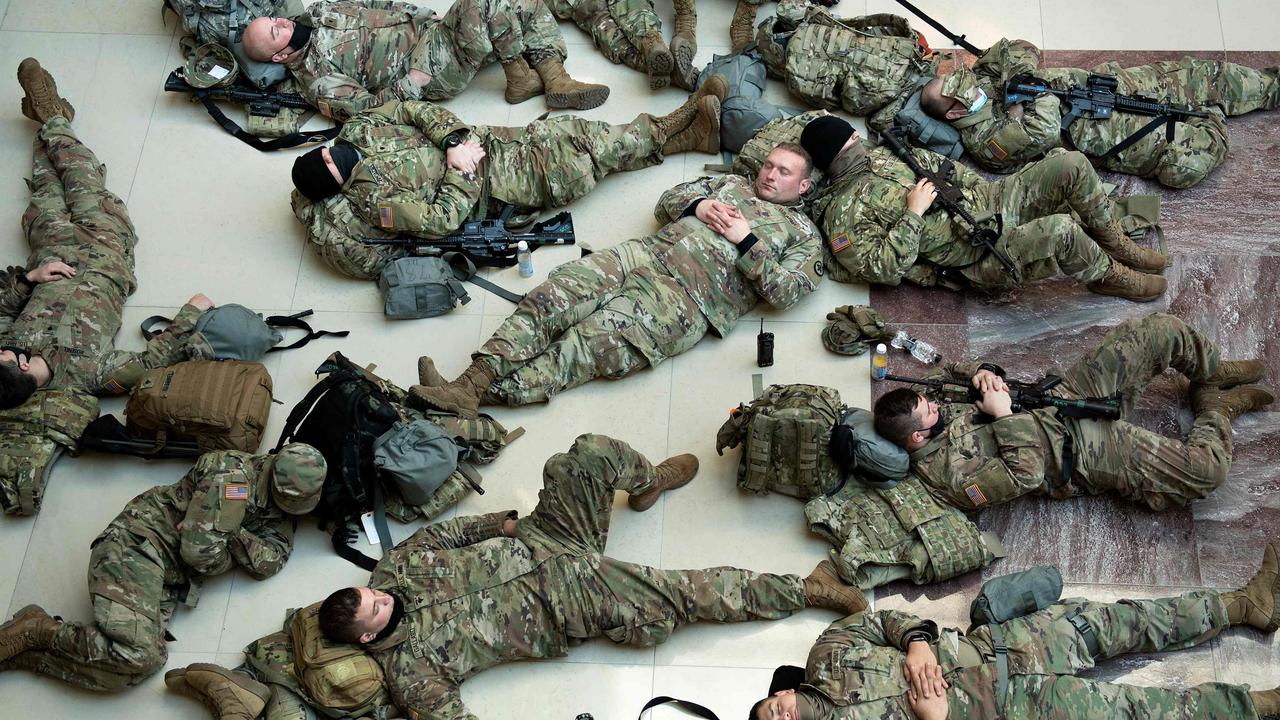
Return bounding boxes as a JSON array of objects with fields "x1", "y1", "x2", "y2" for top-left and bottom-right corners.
[
  {"x1": 444, "y1": 252, "x2": 526, "y2": 304},
  {"x1": 1062, "y1": 109, "x2": 1177, "y2": 162},
  {"x1": 192, "y1": 89, "x2": 340, "y2": 152}
]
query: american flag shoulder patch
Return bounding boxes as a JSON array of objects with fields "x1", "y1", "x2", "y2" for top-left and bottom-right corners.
[
  {"x1": 378, "y1": 204, "x2": 395, "y2": 228},
  {"x1": 964, "y1": 483, "x2": 988, "y2": 507},
  {"x1": 830, "y1": 232, "x2": 852, "y2": 253},
  {"x1": 224, "y1": 483, "x2": 250, "y2": 501},
  {"x1": 985, "y1": 138, "x2": 1009, "y2": 161}
]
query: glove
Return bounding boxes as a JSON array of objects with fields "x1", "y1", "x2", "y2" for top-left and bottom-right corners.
[{"x1": 821, "y1": 305, "x2": 886, "y2": 356}]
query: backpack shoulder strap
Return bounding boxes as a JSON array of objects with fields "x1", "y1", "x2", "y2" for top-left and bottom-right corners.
[
  {"x1": 274, "y1": 368, "x2": 354, "y2": 450},
  {"x1": 639, "y1": 696, "x2": 720, "y2": 720},
  {"x1": 264, "y1": 309, "x2": 351, "y2": 352}
]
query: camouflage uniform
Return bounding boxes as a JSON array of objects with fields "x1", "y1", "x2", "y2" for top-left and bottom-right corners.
[
  {"x1": 910, "y1": 313, "x2": 1231, "y2": 513},
  {"x1": 290, "y1": 0, "x2": 568, "y2": 122},
  {"x1": 367, "y1": 433, "x2": 806, "y2": 720},
  {"x1": 756, "y1": 0, "x2": 935, "y2": 125},
  {"x1": 796, "y1": 590, "x2": 1256, "y2": 718},
  {"x1": 543, "y1": 0, "x2": 662, "y2": 74},
  {"x1": 813, "y1": 144, "x2": 1113, "y2": 292},
  {"x1": 335, "y1": 99, "x2": 664, "y2": 239},
  {"x1": 951, "y1": 38, "x2": 1280, "y2": 188},
  {"x1": 0, "y1": 118, "x2": 202, "y2": 516},
  {"x1": 5, "y1": 450, "x2": 311, "y2": 691},
  {"x1": 477, "y1": 174, "x2": 823, "y2": 405}
]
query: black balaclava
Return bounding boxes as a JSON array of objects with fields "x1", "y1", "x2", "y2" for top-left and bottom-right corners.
[{"x1": 291, "y1": 147, "x2": 341, "y2": 201}]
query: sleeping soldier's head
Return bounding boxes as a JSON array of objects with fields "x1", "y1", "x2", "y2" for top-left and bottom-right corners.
[
  {"x1": 318, "y1": 587, "x2": 399, "y2": 644},
  {"x1": 873, "y1": 388, "x2": 942, "y2": 452},
  {"x1": 0, "y1": 347, "x2": 46, "y2": 409},
  {"x1": 291, "y1": 144, "x2": 360, "y2": 202},
  {"x1": 920, "y1": 66, "x2": 987, "y2": 121},
  {"x1": 754, "y1": 143, "x2": 814, "y2": 204},
  {"x1": 242, "y1": 16, "x2": 313, "y2": 64}
]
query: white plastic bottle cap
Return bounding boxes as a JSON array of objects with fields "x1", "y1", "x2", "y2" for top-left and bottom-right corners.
[
  {"x1": 517, "y1": 240, "x2": 529, "y2": 251},
  {"x1": 876, "y1": 343, "x2": 887, "y2": 353}
]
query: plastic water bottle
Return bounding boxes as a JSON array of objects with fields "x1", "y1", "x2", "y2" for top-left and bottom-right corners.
[
  {"x1": 871, "y1": 343, "x2": 889, "y2": 380},
  {"x1": 891, "y1": 330, "x2": 941, "y2": 364},
  {"x1": 516, "y1": 240, "x2": 533, "y2": 278}
]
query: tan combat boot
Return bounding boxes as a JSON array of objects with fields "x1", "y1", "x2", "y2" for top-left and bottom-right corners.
[
  {"x1": 1252, "y1": 687, "x2": 1280, "y2": 720},
  {"x1": 408, "y1": 357, "x2": 498, "y2": 417},
  {"x1": 1201, "y1": 359, "x2": 1268, "y2": 388},
  {"x1": 1191, "y1": 384, "x2": 1276, "y2": 421},
  {"x1": 670, "y1": 0, "x2": 699, "y2": 90},
  {"x1": 640, "y1": 30, "x2": 674, "y2": 91},
  {"x1": 661, "y1": 96, "x2": 721, "y2": 155},
  {"x1": 417, "y1": 355, "x2": 447, "y2": 388},
  {"x1": 729, "y1": 0, "x2": 757, "y2": 54},
  {"x1": 803, "y1": 560, "x2": 868, "y2": 615},
  {"x1": 501, "y1": 57, "x2": 545, "y2": 105},
  {"x1": 1091, "y1": 221, "x2": 1169, "y2": 274},
  {"x1": 651, "y1": 77, "x2": 726, "y2": 141},
  {"x1": 629, "y1": 454, "x2": 699, "y2": 511},
  {"x1": 1086, "y1": 261, "x2": 1167, "y2": 302},
  {"x1": 17, "y1": 58, "x2": 75, "y2": 124},
  {"x1": 165, "y1": 663, "x2": 272, "y2": 720},
  {"x1": 533, "y1": 57, "x2": 610, "y2": 110},
  {"x1": 0, "y1": 605, "x2": 58, "y2": 663},
  {"x1": 1221, "y1": 543, "x2": 1280, "y2": 632}
]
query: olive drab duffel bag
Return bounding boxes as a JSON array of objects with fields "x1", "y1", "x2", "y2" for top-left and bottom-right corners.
[
  {"x1": 125, "y1": 360, "x2": 274, "y2": 452},
  {"x1": 716, "y1": 383, "x2": 846, "y2": 499}
]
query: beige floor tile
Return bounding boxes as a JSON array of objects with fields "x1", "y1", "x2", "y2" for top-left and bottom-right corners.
[
  {"x1": 1042, "y1": 0, "x2": 1224, "y2": 51},
  {"x1": 0, "y1": 515, "x2": 33, "y2": 617},
  {"x1": 2, "y1": 0, "x2": 174, "y2": 34},
  {"x1": 466, "y1": 661, "x2": 655, "y2": 720},
  {"x1": 866, "y1": 0, "x2": 1043, "y2": 50},
  {"x1": 1218, "y1": 0, "x2": 1280, "y2": 51},
  {"x1": 652, "y1": 666, "x2": 777, "y2": 720}
]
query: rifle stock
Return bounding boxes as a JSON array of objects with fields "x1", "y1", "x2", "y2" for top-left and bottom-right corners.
[{"x1": 164, "y1": 70, "x2": 315, "y2": 114}]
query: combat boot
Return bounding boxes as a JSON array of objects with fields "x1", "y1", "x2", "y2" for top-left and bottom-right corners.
[
  {"x1": 501, "y1": 57, "x2": 545, "y2": 105},
  {"x1": 1221, "y1": 542, "x2": 1280, "y2": 632},
  {"x1": 0, "y1": 605, "x2": 58, "y2": 663},
  {"x1": 629, "y1": 453, "x2": 699, "y2": 511},
  {"x1": 417, "y1": 355, "x2": 447, "y2": 388},
  {"x1": 670, "y1": 0, "x2": 699, "y2": 90},
  {"x1": 1201, "y1": 359, "x2": 1267, "y2": 388},
  {"x1": 729, "y1": 0, "x2": 757, "y2": 54},
  {"x1": 803, "y1": 560, "x2": 867, "y2": 615},
  {"x1": 661, "y1": 96, "x2": 721, "y2": 155},
  {"x1": 1090, "y1": 221, "x2": 1168, "y2": 274},
  {"x1": 1252, "y1": 687, "x2": 1280, "y2": 720},
  {"x1": 1085, "y1": 261, "x2": 1167, "y2": 302},
  {"x1": 1191, "y1": 384, "x2": 1276, "y2": 421},
  {"x1": 652, "y1": 78, "x2": 725, "y2": 141},
  {"x1": 533, "y1": 58, "x2": 610, "y2": 110},
  {"x1": 408, "y1": 357, "x2": 498, "y2": 417},
  {"x1": 17, "y1": 58, "x2": 75, "y2": 124},
  {"x1": 640, "y1": 30, "x2": 674, "y2": 91},
  {"x1": 165, "y1": 663, "x2": 271, "y2": 720}
]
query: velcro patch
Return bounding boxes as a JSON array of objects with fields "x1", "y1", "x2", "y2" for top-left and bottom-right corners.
[
  {"x1": 964, "y1": 483, "x2": 988, "y2": 507},
  {"x1": 830, "y1": 232, "x2": 852, "y2": 253},
  {"x1": 224, "y1": 483, "x2": 250, "y2": 501},
  {"x1": 378, "y1": 205, "x2": 395, "y2": 228},
  {"x1": 317, "y1": 99, "x2": 331, "y2": 118},
  {"x1": 985, "y1": 138, "x2": 1009, "y2": 161}
]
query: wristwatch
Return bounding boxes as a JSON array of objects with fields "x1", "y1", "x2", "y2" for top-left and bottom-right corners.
[
  {"x1": 441, "y1": 131, "x2": 464, "y2": 150},
  {"x1": 907, "y1": 633, "x2": 931, "y2": 645}
]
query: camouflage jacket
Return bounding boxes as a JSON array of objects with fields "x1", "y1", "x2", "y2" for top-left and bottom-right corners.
[
  {"x1": 99, "y1": 451, "x2": 298, "y2": 603},
  {"x1": 289, "y1": 0, "x2": 444, "y2": 121},
  {"x1": 907, "y1": 361, "x2": 1067, "y2": 512},
  {"x1": 810, "y1": 145, "x2": 997, "y2": 286},
  {"x1": 650, "y1": 175, "x2": 823, "y2": 337},
  {"x1": 758, "y1": 0, "x2": 935, "y2": 123},
  {"x1": 366, "y1": 511, "x2": 569, "y2": 720}
]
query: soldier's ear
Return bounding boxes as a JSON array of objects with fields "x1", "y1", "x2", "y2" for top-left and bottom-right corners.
[
  {"x1": 945, "y1": 107, "x2": 967, "y2": 121},
  {"x1": 799, "y1": 178, "x2": 812, "y2": 195}
]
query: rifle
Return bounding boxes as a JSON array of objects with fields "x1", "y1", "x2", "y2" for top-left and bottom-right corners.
[
  {"x1": 1004, "y1": 73, "x2": 1212, "y2": 160},
  {"x1": 877, "y1": 127, "x2": 1017, "y2": 276},
  {"x1": 885, "y1": 373, "x2": 1122, "y2": 420},
  {"x1": 164, "y1": 69, "x2": 339, "y2": 151},
  {"x1": 364, "y1": 206, "x2": 576, "y2": 268},
  {"x1": 893, "y1": 0, "x2": 983, "y2": 55}
]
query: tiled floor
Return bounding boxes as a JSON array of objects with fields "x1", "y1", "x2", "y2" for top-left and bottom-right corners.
[{"x1": 0, "y1": 1, "x2": 1277, "y2": 719}]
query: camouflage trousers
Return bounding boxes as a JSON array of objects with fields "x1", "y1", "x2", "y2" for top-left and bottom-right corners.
[
  {"x1": 7, "y1": 528, "x2": 179, "y2": 691},
  {"x1": 1048, "y1": 59, "x2": 1278, "y2": 188},
  {"x1": 417, "y1": 0, "x2": 568, "y2": 100},
  {"x1": 487, "y1": 114, "x2": 665, "y2": 210},
  {"x1": 1053, "y1": 313, "x2": 1230, "y2": 512},
  {"x1": 518, "y1": 434, "x2": 807, "y2": 644},
  {"x1": 543, "y1": 0, "x2": 662, "y2": 72},
  {"x1": 958, "y1": 591, "x2": 1255, "y2": 719},
  {"x1": 478, "y1": 240, "x2": 708, "y2": 405},
  {"x1": 961, "y1": 151, "x2": 1111, "y2": 290}
]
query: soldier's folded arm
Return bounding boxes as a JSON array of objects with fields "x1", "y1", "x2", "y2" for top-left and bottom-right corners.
[
  {"x1": 365, "y1": 172, "x2": 482, "y2": 237},
  {"x1": 835, "y1": 609, "x2": 938, "y2": 654},
  {"x1": 178, "y1": 467, "x2": 245, "y2": 576},
  {"x1": 90, "y1": 300, "x2": 206, "y2": 395},
  {"x1": 655, "y1": 176, "x2": 720, "y2": 223},
  {"x1": 941, "y1": 360, "x2": 1006, "y2": 384},
  {"x1": 383, "y1": 101, "x2": 470, "y2": 148},
  {"x1": 399, "y1": 510, "x2": 517, "y2": 552},
  {"x1": 838, "y1": 213, "x2": 924, "y2": 285},
  {"x1": 232, "y1": 519, "x2": 295, "y2": 580},
  {"x1": 735, "y1": 226, "x2": 823, "y2": 310},
  {"x1": 300, "y1": 63, "x2": 393, "y2": 122},
  {"x1": 0, "y1": 265, "x2": 35, "y2": 318}
]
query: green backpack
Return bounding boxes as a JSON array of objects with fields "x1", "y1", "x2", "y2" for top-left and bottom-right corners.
[
  {"x1": 731, "y1": 110, "x2": 831, "y2": 183},
  {"x1": 716, "y1": 383, "x2": 846, "y2": 499}
]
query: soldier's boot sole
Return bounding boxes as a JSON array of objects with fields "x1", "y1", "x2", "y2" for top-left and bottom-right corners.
[
  {"x1": 629, "y1": 453, "x2": 699, "y2": 511},
  {"x1": 545, "y1": 84, "x2": 611, "y2": 110},
  {"x1": 417, "y1": 355, "x2": 447, "y2": 387},
  {"x1": 729, "y1": 0, "x2": 757, "y2": 53},
  {"x1": 17, "y1": 58, "x2": 74, "y2": 124},
  {"x1": 670, "y1": 35, "x2": 698, "y2": 92},
  {"x1": 0, "y1": 605, "x2": 57, "y2": 663},
  {"x1": 643, "y1": 32, "x2": 674, "y2": 91}
]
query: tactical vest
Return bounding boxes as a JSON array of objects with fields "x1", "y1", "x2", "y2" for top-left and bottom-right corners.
[
  {"x1": 717, "y1": 383, "x2": 845, "y2": 499},
  {"x1": 0, "y1": 389, "x2": 99, "y2": 515},
  {"x1": 732, "y1": 110, "x2": 830, "y2": 184}
]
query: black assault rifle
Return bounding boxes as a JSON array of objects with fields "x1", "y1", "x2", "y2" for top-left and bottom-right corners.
[
  {"x1": 1004, "y1": 73, "x2": 1211, "y2": 160},
  {"x1": 877, "y1": 127, "x2": 1017, "y2": 276},
  {"x1": 893, "y1": 0, "x2": 983, "y2": 55},
  {"x1": 164, "y1": 70, "x2": 339, "y2": 151},
  {"x1": 885, "y1": 373, "x2": 1122, "y2": 420},
  {"x1": 364, "y1": 206, "x2": 576, "y2": 268}
]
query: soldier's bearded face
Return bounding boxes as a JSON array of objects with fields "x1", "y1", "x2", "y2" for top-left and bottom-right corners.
[
  {"x1": 354, "y1": 587, "x2": 396, "y2": 642},
  {"x1": 755, "y1": 149, "x2": 812, "y2": 204},
  {"x1": 755, "y1": 690, "x2": 801, "y2": 720}
]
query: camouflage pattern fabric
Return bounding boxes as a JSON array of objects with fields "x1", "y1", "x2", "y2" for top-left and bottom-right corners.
[
  {"x1": 813, "y1": 145, "x2": 1112, "y2": 291},
  {"x1": 756, "y1": 0, "x2": 935, "y2": 118},
  {"x1": 8, "y1": 451, "x2": 301, "y2": 691},
  {"x1": 292, "y1": 190, "x2": 403, "y2": 280},
  {"x1": 954, "y1": 38, "x2": 1280, "y2": 188},
  {"x1": 910, "y1": 314, "x2": 1229, "y2": 513},
  {"x1": 337, "y1": 99, "x2": 663, "y2": 239},
  {"x1": 365, "y1": 433, "x2": 806, "y2": 720},
  {"x1": 0, "y1": 119, "x2": 202, "y2": 516},
  {"x1": 476, "y1": 174, "x2": 822, "y2": 406},
  {"x1": 290, "y1": 0, "x2": 568, "y2": 122},
  {"x1": 796, "y1": 591, "x2": 1256, "y2": 719},
  {"x1": 543, "y1": 0, "x2": 661, "y2": 73}
]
